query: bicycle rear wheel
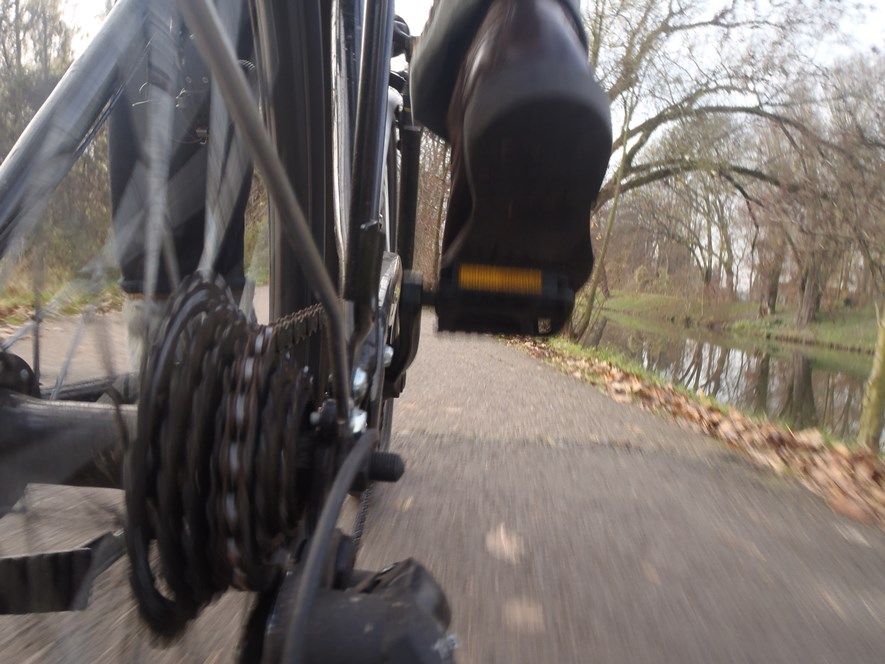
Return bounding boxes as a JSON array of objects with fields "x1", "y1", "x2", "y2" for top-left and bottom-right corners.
[{"x1": 0, "y1": 0, "x2": 347, "y2": 656}]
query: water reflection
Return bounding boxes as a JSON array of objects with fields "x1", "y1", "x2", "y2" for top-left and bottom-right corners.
[{"x1": 592, "y1": 317, "x2": 872, "y2": 440}]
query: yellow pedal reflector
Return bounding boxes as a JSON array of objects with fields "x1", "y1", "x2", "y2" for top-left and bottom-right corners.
[{"x1": 458, "y1": 264, "x2": 543, "y2": 295}]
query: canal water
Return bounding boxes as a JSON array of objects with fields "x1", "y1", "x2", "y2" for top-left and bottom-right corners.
[{"x1": 589, "y1": 313, "x2": 874, "y2": 441}]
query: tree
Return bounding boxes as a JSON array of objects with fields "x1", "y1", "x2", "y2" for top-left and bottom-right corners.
[
  {"x1": 585, "y1": 0, "x2": 843, "y2": 208},
  {"x1": 745, "y1": 54, "x2": 885, "y2": 326},
  {"x1": 415, "y1": 134, "x2": 450, "y2": 285},
  {"x1": 0, "y1": 0, "x2": 73, "y2": 151},
  {"x1": 1, "y1": 1, "x2": 110, "y2": 291},
  {"x1": 825, "y1": 55, "x2": 885, "y2": 303},
  {"x1": 569, "y1": 0, "x2": 854, "y2": 338},
  {"x1": 571, "y1": 92, "x2": 635, "y2": 342},
  {"x1": 629, "y1": 115, "x2": 745, "y2": 296},
  {"x1": 858, "y1": 313, "x2": 885, "y2": 452}
]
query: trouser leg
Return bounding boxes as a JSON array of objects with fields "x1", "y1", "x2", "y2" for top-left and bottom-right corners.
[{"x1": 109, "y1": 5, "x2": 253, "y2": 296}]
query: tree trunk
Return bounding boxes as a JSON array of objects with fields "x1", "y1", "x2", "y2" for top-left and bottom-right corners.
[
  {"x1": 572, "y1": 186, "x2": 620, "y2": 342},
  {"x1": 584, "y1": 317, "x2": 608, "y2": 347},
  {"x1": 781, "y1": 352, "x2": 817, "y2": 427},
  {"x1": 571, "y1": 97, "x2": 632, "y2": 341},
  {"x1": 765, "y1": 254, "x2": 783, "y2": 314},
  {"x1": 752, "y1": 353, "x2": 771, "y2": 414},
  {"x1": 796, "y1": 265, "x2": 823, "y2": 328},
  {"x1": 599, "y1": 263, "x2": 611, "y2": 298},
  {"x1": 858, "y1": 312, "x2": 885, "y2": 452},
  {"x1": 431, "y1": 181, "x2": 446, "y2": 281}
]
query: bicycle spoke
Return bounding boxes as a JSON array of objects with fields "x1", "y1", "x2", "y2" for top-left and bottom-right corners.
[{"x1": 50, "y1": 310, "x2": 90, "y2": 400}]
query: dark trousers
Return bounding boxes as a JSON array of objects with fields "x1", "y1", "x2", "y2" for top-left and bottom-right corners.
[{"x1": 109, "y1": 5, "x2": 253, "y2": 295}]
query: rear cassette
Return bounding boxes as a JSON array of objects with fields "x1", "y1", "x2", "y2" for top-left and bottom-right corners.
[{"x1": 125, "y1": 274, "x2": 322, "y2": 636}]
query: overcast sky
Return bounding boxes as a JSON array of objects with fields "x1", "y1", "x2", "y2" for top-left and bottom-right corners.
[
  {"x1": 64, "y1": 0, "x2": 882, "y2": 57},
  {"x1": 63, "y1": 0, "x2": 435, "y2": 51}
]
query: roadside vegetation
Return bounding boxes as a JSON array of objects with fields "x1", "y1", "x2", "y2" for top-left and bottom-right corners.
[{"x1": 602, "y1": 291, "x2": 879, "y2": 354}]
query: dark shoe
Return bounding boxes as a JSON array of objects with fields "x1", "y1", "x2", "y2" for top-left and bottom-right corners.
[
  {"x1": 413, "y1": 0, "x2": 612, "y2": 333},
  {"x1": 445, "y1": 0, "x2": 611, "y2": 285}
]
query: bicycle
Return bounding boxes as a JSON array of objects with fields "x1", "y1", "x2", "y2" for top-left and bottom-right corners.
[{"x1": 0, "y1": 0, "x2": 453, "y2": 660}]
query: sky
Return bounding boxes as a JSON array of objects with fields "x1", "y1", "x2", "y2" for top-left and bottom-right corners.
[
  {"x1": 65, "y1": 0, "x2": 882, "y2": 56},
  {"x1": 65, "y1": 0, "x2": 884, "y2": 50},
  {"x1": 63, "y1": 0, "x2": 436, "y2": 52}
]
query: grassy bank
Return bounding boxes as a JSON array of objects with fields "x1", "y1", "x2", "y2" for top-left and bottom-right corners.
[
  {"x1": 1, "y1": 279, "x2": 126, "y2": 327},
  {"x1": 603, "y1": 291, "x2": 878, "y2": 354}
]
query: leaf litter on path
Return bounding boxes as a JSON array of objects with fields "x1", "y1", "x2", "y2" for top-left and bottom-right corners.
[{"x1": 513, "y1": 338, "x2": 885, "y2": 527}]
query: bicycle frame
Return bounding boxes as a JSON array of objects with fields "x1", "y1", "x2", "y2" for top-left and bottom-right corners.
[
  {"x1": 0, "y1": 0, "x2": 420, "y2": 458},
  {"x1": 0, "y1": 0, "x2": 428, "y2": 638},
  {"x1": 0, "y1": 0, "x2": 149, "y2": 500}
]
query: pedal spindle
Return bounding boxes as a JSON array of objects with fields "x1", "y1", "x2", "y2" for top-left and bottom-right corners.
[{"x1": 125, "y1": 275, "x2": 323, "y2": 637}]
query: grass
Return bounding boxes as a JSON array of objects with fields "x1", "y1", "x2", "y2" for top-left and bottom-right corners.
[
  {"x1": 603, "y1": 291, "x2": 758, "y2": 326},
  {"x1": 603, "y1": 290, "x2": 878, "y2": 354},
  {"x1": 1, "y1": 276, "x2": 126, "y2": 327},
  {"x1": 730, "y1": 303, "x2": 878, "y2": 352}
]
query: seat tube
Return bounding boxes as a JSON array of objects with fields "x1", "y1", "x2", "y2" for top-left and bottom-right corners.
[{"x1": 344, "y1": 0, "x2": 395, "y2": 354}]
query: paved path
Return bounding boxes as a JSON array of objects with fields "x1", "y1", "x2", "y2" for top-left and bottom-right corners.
[
  {"x1": 1, "y1": 311, "x2": 884, "y2": 663},
  {"x1": 354, "y1": 315, "x2": 885, "y2": 664}
]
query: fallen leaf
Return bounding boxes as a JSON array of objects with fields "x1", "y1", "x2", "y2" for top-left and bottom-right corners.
[
  {"x1": 794, "y1": 428, "x2": 825, "y2": 450},
  {"x1": 502, "y1": 598, "x2": 545, "y2": 633},
  {"x1": 831, "y1": 443, "x2": 851, "y2": 458},
  {"x1": 641, "y1": 560, "x2": 661, "y2": 585},
  {"x1": 826, "y1": 493, "x2": 878, "y2": 525},
  {"x1": 485, "y1": 523, "x2": 524, "y2": 564}
]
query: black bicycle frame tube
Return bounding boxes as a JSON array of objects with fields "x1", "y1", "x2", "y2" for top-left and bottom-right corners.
[
  {"x1": 396, "y1": 82, "x2": 422, "y2": 271},
  {"x1": 346, "y1": 0, "x2": 394, "y2": 268},
  {"x1": 0, "y1": 0, "x2": 146, "y2": 257},
  {"x1": 0, "y1": 392, "x2": 136, "y2": 499},
  {"x1": 343, "y1": 0, "x2": 395, "y2": 332}
]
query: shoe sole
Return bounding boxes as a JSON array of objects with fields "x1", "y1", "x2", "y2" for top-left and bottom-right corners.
[{"x1": 449, "y1": 59, "x2": 612, "y2": 292}]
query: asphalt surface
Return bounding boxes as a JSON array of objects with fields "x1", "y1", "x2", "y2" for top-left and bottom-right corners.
[{"x1": 1, "y1": 310, "x2": 884, "y2": 663}]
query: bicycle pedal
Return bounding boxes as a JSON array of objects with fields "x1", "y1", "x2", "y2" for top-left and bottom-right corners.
[{"x1": 435, "y1": 263, "x2": 574, "y2": 336}]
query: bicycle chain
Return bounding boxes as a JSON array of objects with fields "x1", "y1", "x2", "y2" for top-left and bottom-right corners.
[{"x1": 126, "y1": 274, "x2": 324, "y2": 636}]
